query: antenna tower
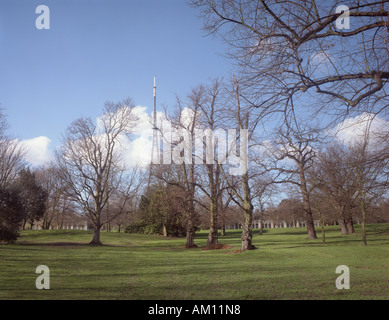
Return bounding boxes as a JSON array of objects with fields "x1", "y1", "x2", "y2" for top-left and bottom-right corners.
[{"x1": 148, "y1": 76, "x2": 159, "y2": 188}]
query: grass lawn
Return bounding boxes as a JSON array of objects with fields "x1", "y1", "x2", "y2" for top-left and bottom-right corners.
[{"x1": 0, "y1": 224, "x2": 388, "y2": 300}]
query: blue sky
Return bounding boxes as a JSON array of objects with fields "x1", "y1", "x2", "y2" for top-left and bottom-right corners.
[{"x1": 0, "y1": 0, "x2": 231, "y2": 162}]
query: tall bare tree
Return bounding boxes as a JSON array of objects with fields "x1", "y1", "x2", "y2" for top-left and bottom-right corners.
[
  {"x1": 349, "y1": 136, "x2": 389, "y2": 245},
  {"x1": 155, "y1": 92, "x2": 202, "y2": 248},
  {"x1": 0, "y1": 109, "x2": 26, "y2": 189},
  {"x1": 316, "y1": 143, "x2": 358, "y2": 235},
  {"x1": 219, "y1": 76, "x2": 257, "y2": 249},
  {"x1": 56, "y1": 99, "x2": 139, "y2": 245},
  {"x1": 35, "y1": 164, "x2": 72, "y2": 230},
  {"x1": 190, "y1": 0, "x2": 389, "y2": 122},
  {"x1": 261, "y1": 123, "x2": 321, "y2": 239},
  {"x1": 193, "y1": 79, "x2": 230, "y2": 246}
]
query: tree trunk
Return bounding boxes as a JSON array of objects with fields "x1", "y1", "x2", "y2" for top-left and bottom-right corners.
[
  {"x1": 241, "y1": 218, "x2": 254, "y2": 250},
  {"x1": 185, "y1": 191, "x2": 198, "y2": 248},
  {"x1": 313, "y1": 200, "x2": 325, "y2": 244},
  {"x1": 339, "y1": 218, "x2": 349, "y2": 235},
  {"x1": 42, "y1": 216, "x2": 48, "y2": 230},
  {"x1": 207, "y1": 226, "x2": 218, "y2": 246},
  {"x1": 241, "y1": 172, "x2": 255, "y2": 250},
  {"x1": 185, "y1": 223, "x2": 197, "y2": 248},
  {"x1": 90, "y1": 209, "x2": 102, "y2": 245},
  {"x1": 219, "y1": 194, "x2": 226, "y2": 237},
  {"x1": 221, "y1": 225, "x2": 226, "y2": 237},
  {"x1": 206, "y1": 163, "x2": 219, "y2": 247},
  {"x1": 305, "y1": 210, "x2": 317, "y2": 240},
  {"x1": 316, "y1": 212, "x2": 325, "y2": 244},
  {"x1": 90, "y1": 225, "x2": 102, "y2": 245},
  {"x1": 299, "y1": 168, "x2": 317, "y2": 240},
  {"x1": 162, "y1": 224, "x2": 168, "y2": 237},
  {"x1": 362, "y1": 219, "x2": 367, "y2": 246},
  {"x1": 337, "y1": 205, "x2": 349, "y2": 235},
  {"x1": 361, "y1": 201, "x2": 367, "y2": 246},
  {"x1": 207, "y1": 197, "x2": 219, "y2": 246},
  {"x1": 241, "y1": 224, "x2": 252, "y2": 250},
  {"x1": 346, "y1": 217, "x2": 355, "y2": 234}
]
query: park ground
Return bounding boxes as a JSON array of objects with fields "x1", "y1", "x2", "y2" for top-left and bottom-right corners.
[{"x1": 0, "y1": 224, "x2": 388, "y2": 300}]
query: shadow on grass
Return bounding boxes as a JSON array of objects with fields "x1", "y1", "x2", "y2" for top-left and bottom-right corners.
[
  {"x1": 16, "y1": 242, "x2": 90, "y2": 247},
  {"x1": 19, "y1": 230, "x2": 93, "y2": 239},
  {"x1": 12, "y1": 241, "x2": 133, "y2": 249}
]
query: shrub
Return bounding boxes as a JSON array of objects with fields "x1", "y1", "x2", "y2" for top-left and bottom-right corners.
[
  {"x1": 125, "y1": 221, "x2": 146, "y2": 234},
  {"x1": 0, "y1": 188, "x2": 25, "y2": 244}
]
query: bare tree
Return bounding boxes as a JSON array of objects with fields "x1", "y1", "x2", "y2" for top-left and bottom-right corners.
[
  {"x1": 316, "y1": 143, "x2": 358, "y2": 235},
  {"x1": 190, "y1": 0, "x2": 389, "y2": 123},
  {"x1": 35, "y1": 164, "x2": 72, "y2": 230},
  {"x1": 175, "y1": 80, "x2": 228, "y2": 246},
  {"x1": 261, "y1": 123, "x2": 321, "y2": 239},
  {"x1": 219, "y1": 76, "x2": 257, "y2": 250},
  {"x1": 349, "y1": 136, "x2": 389, "y2": 245},
  {"x1": 174, "y1": 91, "x2": 204, "y2": 247},
  {"x1": 56, "y1": 99, "x2": 139, "y2": 245},
  {"x1": 252, "y1": 177, "x2": 274, "y2": 235},
  {"x1": 0, "y1": 110, "x2": 26, "y2": 189}
]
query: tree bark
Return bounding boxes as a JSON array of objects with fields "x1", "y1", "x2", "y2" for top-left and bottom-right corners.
[
  {"x1": 337, "y1": 205, "x2": 349, "y2": 235},
  {"x1": 318, "y1": 211, "x2": 326, "y2": 244},
  {"x1": 304, "y1": 208, "x2": 317, "y2": 240},
  {"x1": 362, "y1": 215, "x2": 367, "y2": 246},
  {"x1": 299, "y1": 170, "x2": 317, "y2": 240},
  {"x1": 185, "y1": 190, "x2": 198, "y2": 248},
  {"x1": 207, "y1": 208, "x2": 219, "y2": 246},
  {"x1": 339, "y1": 218, "x2": 349, "y2": 235},
  {"x1": 207, "y1": 198, "x2": 219, "y2": 246},
  {"x1": 258, "y1": 220, "x2": 263, "y2": 235},
  {"x1": 90, "y1": 207, "x2": 102, "y2": 245},
  {"x1": 361, "y1": 200, "x2": 367, "y2": 246},
  {"x1": 241, "y1": 214, "x2": 254, "y2": 250},
  {"x1": 293, "y1": 158, "x2": 318, "y2": 240},
  {"x1": 347, "y1": 217, "x2": 355, "y2": 234},
  {"x1": 313, "y1": 199, "x2": 326, "y2": 244},
  {"x1": 185, "y1": 221, "x2": 197, "y2": 248},
  {"x1": 241, "y1": 171, "x2": 255, "y2": 250},
  {"x1": 221, "y1": 225, "x2": 226, "y2": 237},
  {"x1": 90, "y1": 225, "x2": 102, "y2": 245}
]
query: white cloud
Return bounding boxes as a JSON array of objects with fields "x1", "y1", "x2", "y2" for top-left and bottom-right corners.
[
  {"x1": 121, "y1": 134, "x2": 153, "y2": 168},
  {"x1": 107, "y1": 106, "x2": 166, "y2": 169},
  {"x1": 132, "y1": 106, "x2": 154, "y2": 133},
  {"x1": 310, "y1": 50, "x2": 331, "y2": 65},
  {"x1": 20, "y1": 136, "x2": 52, "y2": 167},
  {"x1": 333, "y1": 113, "x2": 389, "y2": 146},
  {"x1": 124, "y1": 106, "x2": 167, "y2": 168}
]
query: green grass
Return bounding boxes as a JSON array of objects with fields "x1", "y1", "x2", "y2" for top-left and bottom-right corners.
[{"x1": 1, "y1": 224, "x2": 389, "y2": 300}]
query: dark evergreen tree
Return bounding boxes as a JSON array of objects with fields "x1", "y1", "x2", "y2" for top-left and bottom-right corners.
[
  {"x1": 0, "y1": 187, "x2": 25, "y2": 243},
  {"x1": 16, "y1": 169, "x2": 47, "y2": 230}
]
